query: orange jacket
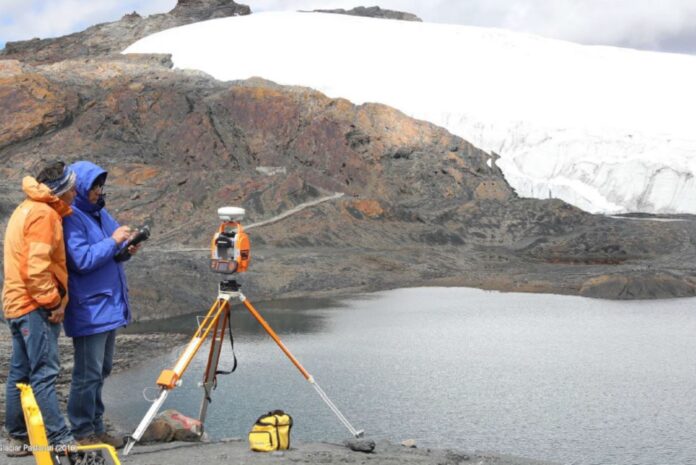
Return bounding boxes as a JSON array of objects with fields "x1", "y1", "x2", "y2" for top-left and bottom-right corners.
[{"x1": 2, "y1": 177, "x2": 72, "y2": 319}]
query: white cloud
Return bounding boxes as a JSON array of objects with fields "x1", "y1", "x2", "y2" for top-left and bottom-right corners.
[
  {"x1": 1, "y1": 0, "x2": 695, "y2": 54},
  {"x1": 247, "y1": 0, "x2": 696, "y2": 53}
]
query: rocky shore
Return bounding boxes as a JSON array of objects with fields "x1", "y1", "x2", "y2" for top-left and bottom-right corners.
[{"x1": 0, "y1": 326, "x2": 187, "y2": 427}]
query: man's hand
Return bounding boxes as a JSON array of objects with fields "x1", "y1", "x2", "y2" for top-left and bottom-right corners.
[
  {"x1": 48, "y1": 307, "x2": 65, "y2": 324},
  {"x1": 112, "y1": 225, "x2": 133, "y2": 245},
  {"x1": 127, "y1": 243, "x2": 141, "y2": 256}
]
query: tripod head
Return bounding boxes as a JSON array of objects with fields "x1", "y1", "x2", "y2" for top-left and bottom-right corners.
[{"x1": 210, "y1": 207, "x2": 250, "y2": 274}]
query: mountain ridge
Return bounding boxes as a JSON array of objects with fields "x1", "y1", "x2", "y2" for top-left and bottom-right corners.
[
  {"x1": 124, "y1": 10, "x2": 696, "y2": 214},
  {"x1": 0, "y1": 0, "x2": 250, "y2": 65}
]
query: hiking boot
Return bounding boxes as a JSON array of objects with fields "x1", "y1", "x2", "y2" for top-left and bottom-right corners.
[
  {"x1": 97, "y1": 432, "x2": 125, "y2": 450},
  {"x1": 75, "y1": 434, "x2": 101, "y2": 446},
  {"x1": 4, "y1": 436, "x2": 31, "y2": 457}
]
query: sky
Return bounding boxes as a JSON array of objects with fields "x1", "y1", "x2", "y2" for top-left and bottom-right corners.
[{"x1": 1, "y1": 0, "x2": 695, "y2": 54}]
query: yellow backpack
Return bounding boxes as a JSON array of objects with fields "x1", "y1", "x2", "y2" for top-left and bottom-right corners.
[{"x1": 248, "y1": 410, "x2": 293, "y2": 452}]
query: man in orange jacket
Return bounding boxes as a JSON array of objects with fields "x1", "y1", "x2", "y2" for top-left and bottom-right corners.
[{"x1": 2, "y1": 160, "x2": 77, "y2": 456}]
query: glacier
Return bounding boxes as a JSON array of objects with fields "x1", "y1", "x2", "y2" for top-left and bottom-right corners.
[{"x1": 124, "y1": 11, "x2": 696, "y2": 214}]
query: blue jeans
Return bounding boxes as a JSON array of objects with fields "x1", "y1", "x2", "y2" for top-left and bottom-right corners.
[
  {"x1": 5, "y1": 309, "x2": 74, "y2": 445},
  {"x1": 67, "y1": 330, "x2": 115, "y2": 438}
]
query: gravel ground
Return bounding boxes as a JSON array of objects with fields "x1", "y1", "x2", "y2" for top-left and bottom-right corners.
[{"x1": 5, "y1": 438, "x2": 560, "y2": 465}]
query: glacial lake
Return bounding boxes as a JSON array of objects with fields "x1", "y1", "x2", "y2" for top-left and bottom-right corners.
[{"x1": 104, "y1": 288, "x2": 696, "y2": 465}]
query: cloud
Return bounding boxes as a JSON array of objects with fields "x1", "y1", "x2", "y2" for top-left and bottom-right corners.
[
  {"x1": 2, "y1": 0, "x2": 695, "y2": 54},
  {"x1": 248, "y1": 0, "x2": 696, "y2": 54},
  {"x1": 0, "y1": 0, "x2": 176, "y2": 47}
]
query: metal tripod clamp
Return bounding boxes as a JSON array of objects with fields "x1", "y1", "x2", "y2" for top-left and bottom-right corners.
[{"x1": 218, "y1": 279, "x2": 241, "y2": 300}]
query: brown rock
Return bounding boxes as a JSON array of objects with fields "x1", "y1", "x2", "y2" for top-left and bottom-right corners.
[
  {"x1": 142, "y1": 409, "x2": 203, "y2": 443},
  {"x1": 0, "y1": 73, "x2": 78, "y2": 150},
  {"x1": 0, "y1": 60, "x2": 24, "y2": 78},
  {"x1": 349, "y1": 200, "x2": 385, "y2": 219},
  {"x1": 580, "y1": 272, "x2": 696, "y2": 299}
]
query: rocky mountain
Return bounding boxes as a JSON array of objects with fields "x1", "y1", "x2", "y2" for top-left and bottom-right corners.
[
  {"x1": 0, "y1": 0, "x2": 250, "y2": 65},
  {"x1": 125, "y1": 10, "x2": 696, "y2": 215},
  {"x1": 1, "y1": 1, "x2": 696, "y2": 322},
  {"x1": 311, "y1": 6, "x2": 422, "y2": 22}
]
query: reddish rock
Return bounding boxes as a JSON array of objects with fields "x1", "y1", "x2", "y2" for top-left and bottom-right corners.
[{"x1": 0, "y1": 73, "x2": 78, "y2": 150}]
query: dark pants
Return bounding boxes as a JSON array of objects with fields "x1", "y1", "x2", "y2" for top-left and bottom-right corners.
[
  {"x1": 67, "y1": 330, "x2": 116, "y2": 438},
  {"x1": 5, "y1": 309, "x2": 74, "y2": 445}
]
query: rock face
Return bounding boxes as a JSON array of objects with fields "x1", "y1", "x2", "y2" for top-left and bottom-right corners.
[
  {"x1": 312, "y1": 6, "x2": 422, "y2": 22},
  {"x1": 0, "y1": 70, "x2": 79, "y2": 149},
  {"x1": 1, "y1": 2, "x2": 696, "y2": 322},
  {"x1": 0, "y1": 0, "x2": 250, "y2": 65}
]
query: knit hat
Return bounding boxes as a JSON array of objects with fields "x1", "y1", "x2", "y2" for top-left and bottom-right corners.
[{"x1": 35, "y1": 161, "x2": 76, "y2": 197}]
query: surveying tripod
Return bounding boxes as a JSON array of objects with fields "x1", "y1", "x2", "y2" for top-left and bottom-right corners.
[{"x1": 123, "y1": 279, "x2": 363, "y2": 456}]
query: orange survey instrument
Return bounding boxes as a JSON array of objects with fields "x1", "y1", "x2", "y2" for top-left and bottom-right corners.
[
  {"x1": 123, "y1": 207, "x2": 362, "y2": 456},
  {"x1": 210, "y1": 206, "x2": 250, "y2": 274}
]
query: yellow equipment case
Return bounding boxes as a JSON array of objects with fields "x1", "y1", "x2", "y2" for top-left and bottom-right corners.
[{"x1": 248, "y1": 410, "x2": 293, "y2": 452}]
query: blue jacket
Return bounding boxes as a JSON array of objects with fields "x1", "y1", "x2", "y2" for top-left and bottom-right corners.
[{"x1": 63, "y1": 161, "x2": 130, "y2": 338}]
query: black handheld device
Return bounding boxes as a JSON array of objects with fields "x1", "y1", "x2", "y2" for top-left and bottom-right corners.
[{"x1": 115, "y1": 225, "x2": 150, "y2": 262}]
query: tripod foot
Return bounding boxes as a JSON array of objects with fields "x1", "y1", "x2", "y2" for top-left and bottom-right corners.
[{"x1": 123, "y1": 437, "x2": 136, "y2": 456}]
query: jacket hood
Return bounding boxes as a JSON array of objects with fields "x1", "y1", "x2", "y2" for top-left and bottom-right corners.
[
  {"x1": 22, "y1": 176, "x2": 72, "y2": 217},
  {"x1": 70, "y1": 161, "x2": 107, "y2": 213}
]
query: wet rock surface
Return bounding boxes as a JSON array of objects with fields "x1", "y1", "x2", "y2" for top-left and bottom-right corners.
[{"x1": 1, "y1": 0, "x2": 696, "y2": 327}]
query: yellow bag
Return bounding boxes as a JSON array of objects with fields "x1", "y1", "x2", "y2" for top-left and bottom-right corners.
[{"x1": 248, "y1": 410, "x2": 293, "y2": 452}]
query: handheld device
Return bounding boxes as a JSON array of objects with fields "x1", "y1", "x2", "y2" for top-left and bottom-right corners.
[{"x1": 115, "y1": 225, "x2": 150, "y2": 262}]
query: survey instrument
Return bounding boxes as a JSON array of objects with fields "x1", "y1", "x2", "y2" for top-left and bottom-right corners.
[{"x1": 123, "y1": 207, "x2": 363, "y2": 456}]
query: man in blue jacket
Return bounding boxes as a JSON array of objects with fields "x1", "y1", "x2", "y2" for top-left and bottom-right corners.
[{"x1": 63, "y1": 161, "x2": 138, "y2": 448}]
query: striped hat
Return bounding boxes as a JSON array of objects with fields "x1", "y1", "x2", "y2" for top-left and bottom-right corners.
[{"x1": 35, "y1": 161, "x2": 76, "y2": 197}]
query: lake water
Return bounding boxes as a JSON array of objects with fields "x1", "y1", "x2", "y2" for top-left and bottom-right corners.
[{"x1": 104, "y1": 288, "x2": 696, "y2": 465}]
